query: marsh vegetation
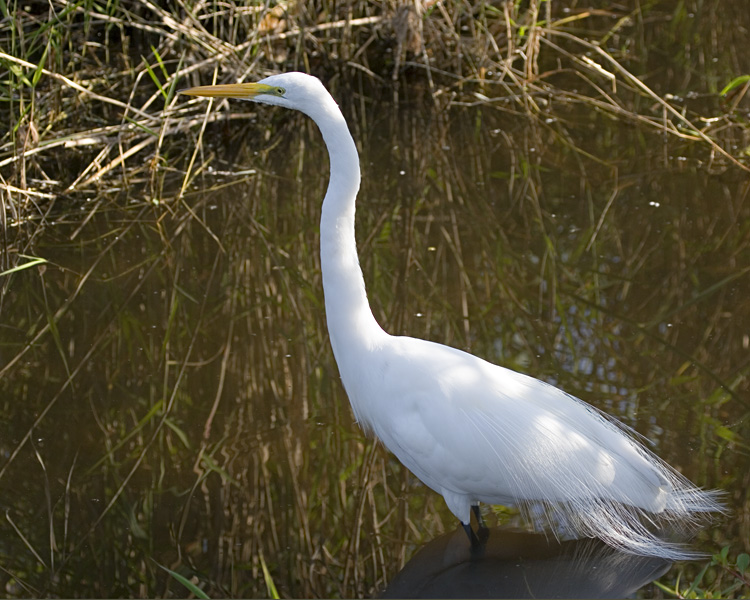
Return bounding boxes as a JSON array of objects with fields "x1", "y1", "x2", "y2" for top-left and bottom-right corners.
[{"x1": 1, "y1": 0, "x2": 749, "y2": 597}]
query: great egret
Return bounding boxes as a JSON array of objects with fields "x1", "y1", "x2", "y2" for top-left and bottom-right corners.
[{"x1": 182, "y1": 72, "x2": 722, "y2": 559}]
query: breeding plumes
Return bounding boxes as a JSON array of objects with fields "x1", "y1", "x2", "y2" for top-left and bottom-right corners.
[{"x1": 182, "y1": 72, "x2": 722, "y2": 559}]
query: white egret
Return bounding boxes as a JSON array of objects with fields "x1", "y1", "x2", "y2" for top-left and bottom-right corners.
[{"x1": 182, "y1": 72, "x2": 722, "y2": 559}]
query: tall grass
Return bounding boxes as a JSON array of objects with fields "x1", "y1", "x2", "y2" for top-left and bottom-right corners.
[
  {"x1": 0, "y1": 0, "x2": 748, "y2": 597},
  {"x1": 1, "y1": 0, "x2": 747, "y2": 225}
]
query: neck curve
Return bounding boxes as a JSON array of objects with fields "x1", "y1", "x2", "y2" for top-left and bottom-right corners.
[{"x1": 307, "y1": 94, "x2": 387, "y2": 362}]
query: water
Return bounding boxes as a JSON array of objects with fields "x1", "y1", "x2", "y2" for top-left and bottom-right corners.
[{"x1": 1, "y1": 95, "x2": 748, "y2": 596}]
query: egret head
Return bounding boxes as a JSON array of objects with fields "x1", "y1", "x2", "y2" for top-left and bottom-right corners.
[{"x1": 181, "y1": 72, "x2": 332, "y2": 119}]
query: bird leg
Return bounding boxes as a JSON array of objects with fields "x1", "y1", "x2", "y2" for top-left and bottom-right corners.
[
  {"x1": 462, "y1": 522, "x2": 483, "y2": 551},
  {"x1": 462, "y1": 505, "x2": 490, "y2": 551},
  {"x1": 472, "y1": 505, "x2": 490, "y2": 543}
]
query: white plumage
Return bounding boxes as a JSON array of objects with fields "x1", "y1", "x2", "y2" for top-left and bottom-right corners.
[{"x1": 182, "y1": 72, "x2": 722, "y2": 559}]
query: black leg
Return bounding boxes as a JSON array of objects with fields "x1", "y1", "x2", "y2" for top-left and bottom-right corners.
[
  {"x1": 462, "y1": 521, "x2": 482, "y2": 549},
  {"x1": 472, "y1": 505, "x2": 490, "y2": 543}
]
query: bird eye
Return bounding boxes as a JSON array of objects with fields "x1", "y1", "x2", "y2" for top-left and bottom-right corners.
[{"x1": 275, "y1": 87, "x2": 285, "y2": 96}]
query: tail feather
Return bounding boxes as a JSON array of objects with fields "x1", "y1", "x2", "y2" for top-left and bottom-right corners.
[{"x1": 516, "y1": 483, "x2": 724, "y2": 560}]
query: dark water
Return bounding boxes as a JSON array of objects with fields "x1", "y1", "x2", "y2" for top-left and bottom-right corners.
[{"x1": 1, "y1": 94, "x2": 748, "y2": 597}]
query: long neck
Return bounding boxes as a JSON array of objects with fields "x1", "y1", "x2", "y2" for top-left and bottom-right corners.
[{"x1": 311, "y1": 102, "x2": 386, "y2": 361}]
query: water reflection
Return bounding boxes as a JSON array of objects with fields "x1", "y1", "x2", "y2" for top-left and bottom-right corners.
[
  {"x1": 0, "y1": 100, "x2": 748, "y2": 596},
  {"x1": 381, "y1": 527, "x2": 671, "y2": 599}
]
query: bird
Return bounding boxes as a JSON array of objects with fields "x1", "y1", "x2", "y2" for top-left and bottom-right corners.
[{"x1": 181, "y1": 72, "x2": 723, "y2": 559}]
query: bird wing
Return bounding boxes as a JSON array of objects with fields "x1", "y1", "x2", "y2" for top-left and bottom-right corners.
[{"x1": 368, "y1": 336, "x2": 670, "y2": 512}]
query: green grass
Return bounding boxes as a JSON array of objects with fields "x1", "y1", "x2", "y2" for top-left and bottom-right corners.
[{"x1": 656, "y1": 547, "x2": 750, "y2": 598}]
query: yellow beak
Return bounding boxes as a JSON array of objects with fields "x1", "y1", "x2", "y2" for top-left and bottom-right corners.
[{"x1": 180, "y1": 82, "x2": 281, "y2": 99}]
